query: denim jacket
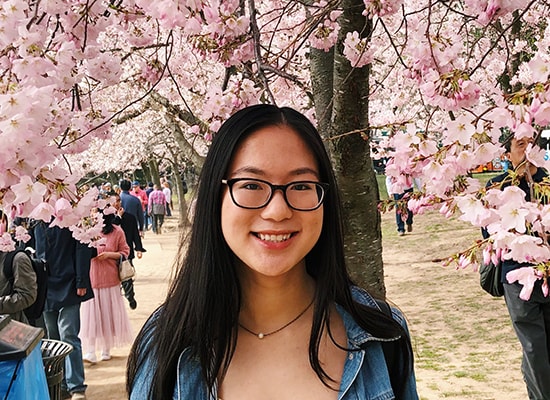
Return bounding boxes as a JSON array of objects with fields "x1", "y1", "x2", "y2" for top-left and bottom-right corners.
[{"x1": 130, "y1": 287, "x2": 418, "y2": 400}]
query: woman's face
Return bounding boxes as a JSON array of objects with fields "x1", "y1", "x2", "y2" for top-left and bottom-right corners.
[{"x1": 221, "y1": 125, "x2": 324, "y2": 278}]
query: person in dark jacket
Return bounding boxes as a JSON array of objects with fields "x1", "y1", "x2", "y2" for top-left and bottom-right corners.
[
  {"x1": 482, "y1": 135, "x2": 550, "y2": 400},
  {"x1": 113, "y1": 194, "x2": 146, "y2": 309},
  {"x1": 120, "y1": 179, "x2": 144, "y2": 236},
  {"x1": 34, "y1": 223, "x2": 94, "y2": 400},
  {"x1": 0, "y1": 251, "x2": 37, "y2": 324}
]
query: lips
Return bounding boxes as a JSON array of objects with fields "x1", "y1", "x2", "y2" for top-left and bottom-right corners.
[{"x1": 255, "y1": 232, "x2": 293, "y2": 242}]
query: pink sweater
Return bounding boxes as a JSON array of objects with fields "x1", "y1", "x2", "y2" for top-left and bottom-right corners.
[{"x1": 90, "y1": 225, "x2": 130, "y2": 289}]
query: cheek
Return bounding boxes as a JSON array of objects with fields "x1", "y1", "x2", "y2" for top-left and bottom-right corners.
[
  {"x1": 221, "y1": 193, "x2": 238, "y2": 241},
  {"x1": 307, "y1": 209, "x2": 324, "y2": 244}
]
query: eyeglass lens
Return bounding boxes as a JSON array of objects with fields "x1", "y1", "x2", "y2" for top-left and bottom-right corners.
[{"x1": 230, "y1": 179, "x2": 324, "y2": 210}]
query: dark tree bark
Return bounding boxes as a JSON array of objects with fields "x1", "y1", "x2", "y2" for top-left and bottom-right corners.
[{"x1": 310, "y1": 0, "x2": 385, "y2": 297}]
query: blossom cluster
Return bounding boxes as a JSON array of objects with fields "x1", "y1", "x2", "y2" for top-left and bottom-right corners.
[{"x1": 362, "y1": 0, "x2": 403, "y2": 17}]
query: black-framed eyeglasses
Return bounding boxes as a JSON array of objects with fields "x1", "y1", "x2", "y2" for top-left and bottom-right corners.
[{"x1": 222, "y1": 178, "x2": 329, "y2": 211}]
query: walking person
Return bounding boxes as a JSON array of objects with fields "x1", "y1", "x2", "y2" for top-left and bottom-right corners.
[
  {"x1": 162, "y1": 181, "x2": 173, "y2": 217},
  {"x1": 80, "y1": 208, "x2": 133, "y2": 364},
  {"x1": 127, "y1": 105, "x2": 417, "y2": 399},
  {"x1": 131, "y1": 181, "x2": 149, "y2": 225},
  {"x1": 386, "y1": 174, "x2": 414, "y2": 236},
  {"x1": 34, "y1": 223, "x2": 94, "y2": 400},
  {"x1": 113, "y1": 194, "x2": 146, "y2": 310},
  {"x1": 148, "y1": 185, "x2": 166, "y2": 235},
  {"x1": 120, "y1": 179, "x2": 144, "y2": 236},
  {"x1": 145, "y1": 182, "x2": 154, "y2": 231},
  {"x1": 483, "y1": 135, "x2": 550, "y2": 400}
]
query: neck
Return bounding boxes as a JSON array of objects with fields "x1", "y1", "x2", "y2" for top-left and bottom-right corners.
[{"x1": 238, "y1": 271, "x2": 316, "y2": 332}]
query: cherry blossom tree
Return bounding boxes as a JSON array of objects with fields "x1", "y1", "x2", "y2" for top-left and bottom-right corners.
[{"x1": 2, "y1": 0, "x2": 550, "y2": 298}]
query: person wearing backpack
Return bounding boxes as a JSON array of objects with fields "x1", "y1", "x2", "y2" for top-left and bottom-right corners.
[
  {"x1": 34, "y1": 223, "x2": 94, "y2": 400},
  {"x1": 0, "y1": 250, "x2": 37, "y2": 324}
]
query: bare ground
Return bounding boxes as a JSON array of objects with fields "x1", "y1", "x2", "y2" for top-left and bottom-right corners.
[{"x1": 83, "y1": 210, "x2": 528, "y2": 399}]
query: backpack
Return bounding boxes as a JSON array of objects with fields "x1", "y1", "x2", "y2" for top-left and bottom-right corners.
[
  {"x1": 3, "y1": 249, "x2": 48, "y2": 321},
  {"x1": 374, "y1": 299, "x2": 401, "y2": 399}
]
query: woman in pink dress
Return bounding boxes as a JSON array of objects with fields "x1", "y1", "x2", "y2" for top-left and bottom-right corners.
[{"x1": 81, "y1": 208, "x2": 133, "y2": 363}]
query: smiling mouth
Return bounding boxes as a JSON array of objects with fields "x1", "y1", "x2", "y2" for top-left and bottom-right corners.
[{"x1": 255, "y1": 233, "x2": 293, "y2": 242}]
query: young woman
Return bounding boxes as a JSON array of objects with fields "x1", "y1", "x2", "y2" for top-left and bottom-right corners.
[
  {"x1": 80, "y1": 208, "x2": 133, "y2": 363},
  {"x1": 127, "y1": 105, "x2": 418, "y2": 399}
]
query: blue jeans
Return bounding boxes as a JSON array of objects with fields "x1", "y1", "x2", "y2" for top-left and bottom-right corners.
[
  {"x1": 144, "y1": 210, "x2": 150, "y2": 230},
  {"x1": 44, "y1": 304, "x2": 87, "y2": 394},
  {"x1": 504, "y1": 281, "x2": 550, "y2": 399},
  {"x1": 393, "y1": 189, "x2": 413, "y2": 232}
]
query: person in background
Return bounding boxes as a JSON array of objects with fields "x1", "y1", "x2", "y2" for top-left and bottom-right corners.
[
  {"x1": 34, "y1": 223, "x2": 94, "y2": 400},
  {"x1": 148, "y1": 185, "x2": 167, "y2": 235},
  {"x1": 99, "y1": 182, "x2": 113, "y2": 198},
  {"x1": 131, "y1": 181, "x2": 149, "y2": 220},
  {"x1": 127, "y1": 104, "x2": 417, "y2": 399},
  {"x1": 80, "y1": 208, "x2": 132, "y2": 364},
  {"x1": 120, "y1": 179, "x2": 144, "y2": 236},
  {"x1": 113, "y1": 194, "x2": 146, "y2": 310},
  {"x1": 483, "y1": 135, "x2": 550, "y2": 400},
  {"x1": 131, "y1": 181, "x2": 148, "y2": 232},
  {"x1": 162, "y1": 181, "x2": 173, "y2": 217},
  {"x1": 385, "y1": 175, "x2": 414, "y2": 236},
  {"x1": 0, "y1": 243, "x2": 37, "y2": 324},
  {"x1": 144, "y1": 182, "x2": 154, "y2": 231}
]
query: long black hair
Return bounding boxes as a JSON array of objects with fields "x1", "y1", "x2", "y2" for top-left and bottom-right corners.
[
  {"x1": 127, "y1": 104, "x2": 413, "y2": 398},
  {"x1": 101, "y1": 210, "x2": 116, "y2": 235}
]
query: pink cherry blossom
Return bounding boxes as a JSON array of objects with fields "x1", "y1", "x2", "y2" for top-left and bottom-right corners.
[
  {"x1": 14, "y1": 225, "x2": 31, "y2": 243},
  {"x1": 0, "y1": 233, "x2": 16, "y2": 253},
  {"x1": 533, "y1": 102, "x2": 550, "y2": 126},
  {"x1": 456, "y1": 195, "x2": 493, "y2": 227},
  {"x1": 525, "y1": 143, "x2": 547, "y2": 168},
  {"x1": 504, "y1": 234, "x2": 548, "y2": 264},
  {"x1": 444, "y1": 115, "x2": 476, "y2": 146},
  {"x1": 527, "y1": 53, "x2": 550, "y2": 83},
  {"x1": 28, "y1": 202, "x2": 56, "y2": 222},
  {"x1": 362, "y1": 0, "x2": 403, "y2": 17},
  {"x1": 343, "y1": 31, "x2": 374, "y2": 68},
  {"x1": 506, "y1": 267, "x2": 544, "y2": 301},
  {"x1": 10, "y1": 176, "x2": 48, "y2": 206}
]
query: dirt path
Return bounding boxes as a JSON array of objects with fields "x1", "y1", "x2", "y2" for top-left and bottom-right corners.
[{"x1": 84, "y1": 210, "x2": 527, "y2": 399}]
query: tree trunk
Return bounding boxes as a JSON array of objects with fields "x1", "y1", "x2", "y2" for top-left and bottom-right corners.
[
  {"x1": 148, "y1": 159, "x2": 161, "y2": 186},
  {"x1": 310, "y1": 0, "x2": 385, "y2": 298},
  {"x1": 170, "y1": 165, "x2": 189, "y2": 229},
  {"x1": 140, "y1": 162, "x2": 152, "y2": 185}
]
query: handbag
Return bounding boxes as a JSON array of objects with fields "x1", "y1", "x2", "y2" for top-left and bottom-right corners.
[
  {"x1": 118, "y1": 255, "x2": 135, "y2": 282},
  {"x1": 479, "y1": 260, "x2": 504, "y2": 297}
]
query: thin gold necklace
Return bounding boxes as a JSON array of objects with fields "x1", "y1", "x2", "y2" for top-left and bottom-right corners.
[{"x1": 238, "y1": 299, "x2": 314, "y2": 339}]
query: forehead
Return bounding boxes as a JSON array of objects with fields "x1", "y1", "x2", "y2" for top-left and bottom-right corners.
[{"x1": 227, "y1": 125, "x2": 319, "y2": 178}]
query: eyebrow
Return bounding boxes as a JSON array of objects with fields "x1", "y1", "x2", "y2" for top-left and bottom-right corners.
[{"x1": 230, "y1": 166, "x2": 320, "y2": 179}]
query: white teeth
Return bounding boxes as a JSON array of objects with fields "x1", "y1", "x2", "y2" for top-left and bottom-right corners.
[{"x1": 258, "y1": 233, "x2": 291, "y2": 242}]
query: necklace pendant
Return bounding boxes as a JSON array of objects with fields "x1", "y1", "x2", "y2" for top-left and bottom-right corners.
[{"x1": 258, "y1": 333, "x2": 264, "y2": 339}]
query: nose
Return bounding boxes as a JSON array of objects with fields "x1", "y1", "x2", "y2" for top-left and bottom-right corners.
[{"x1": 260, "y1": 189, "x2": 292, "y2": 221}]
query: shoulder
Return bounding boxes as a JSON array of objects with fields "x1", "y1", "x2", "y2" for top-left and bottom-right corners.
[
  {"x1": 534, "y1": 167, "x2": 548, "y2": 181},
  {"x1": 113, "y1": 225, "x2": 126, "y2": 235},
  {"x1": 486, "y1": 171, "x2": 508, "y2": 187},
  {"x1": 346, "y1": 286, "x2": 408, "y2": 336},
  {"x1": 350, "y1": 285, "x2": 379, "y2": 309}
]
